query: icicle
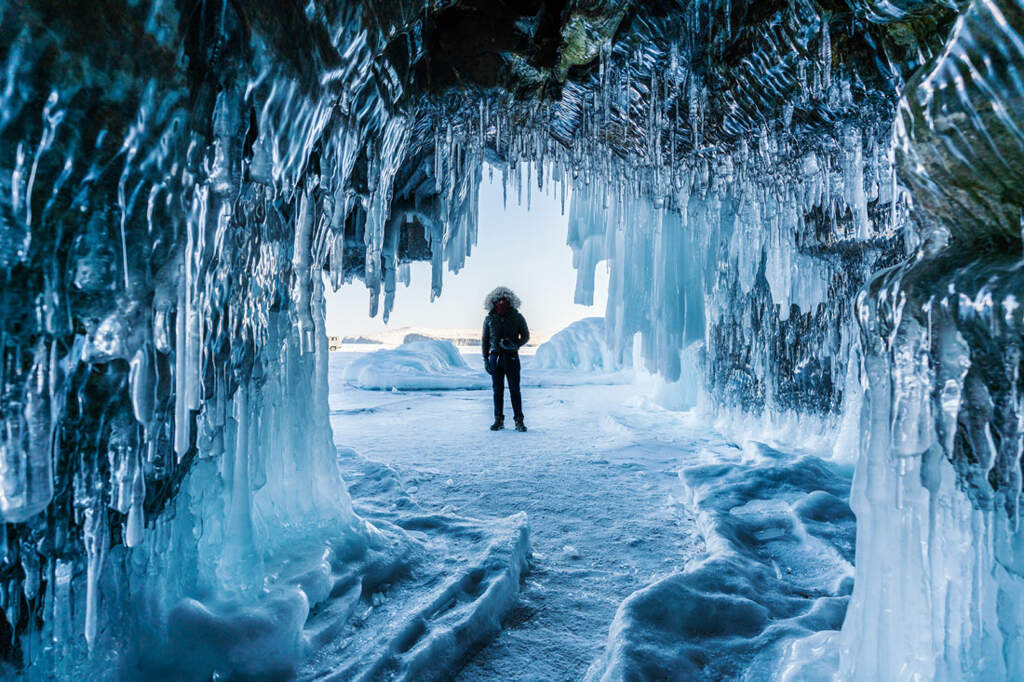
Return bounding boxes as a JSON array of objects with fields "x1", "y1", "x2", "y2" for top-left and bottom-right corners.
[
  {"x1": 124, "y1": 447, "x2": 145, "y2": 547},
  {"x1": 820, "y1": 14, "x2": 832, "y2": 93},
  {"x1": 173, "y1": 271, "x2": 189, "y2": 459},
  {"x1": 293, "y1": 187, "x2": 316, "y2": 352},
  {"x1": 219, "y1": 382, "x2": 257, "y2": 589},
  {"x1": 0, "y1": 341, "x2": 54, "y2": 523},
  {"x1": 53, "y1": 559, "x2": 73, "y2": 644},
  {"x1": 83, "y1": 503, "x2": 107, "y2": 649},
  {"x1": 478, "y1": 99, "x2": 484, "y2": 148},
  {"x1": 527, "y1": 162, "x2": 532, "y2": 210}
]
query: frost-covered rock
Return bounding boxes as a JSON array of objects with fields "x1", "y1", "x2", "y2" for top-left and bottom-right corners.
[
  {"x1": 535, "y1": 318, "x2": 625, "y2": 372},
  {"x1": 343, "y1": 340, "x2": 488, "y2": 390}
]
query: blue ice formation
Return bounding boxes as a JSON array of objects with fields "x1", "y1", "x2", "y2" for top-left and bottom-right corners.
[{"x1": 1, "y1": 0, "x2": 1023, "y2": 679}]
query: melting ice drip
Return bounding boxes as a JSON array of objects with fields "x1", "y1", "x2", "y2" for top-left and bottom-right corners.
[{"x1": 0, "y1": 0, "x2": 1021, "y2": 679}]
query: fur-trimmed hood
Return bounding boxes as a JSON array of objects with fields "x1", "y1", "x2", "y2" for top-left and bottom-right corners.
[{"x1": 484, "y1": 286, "x2": 521, "y2": 311}]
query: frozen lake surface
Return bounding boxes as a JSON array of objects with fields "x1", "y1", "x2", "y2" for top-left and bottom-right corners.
[{"x1": 327, "y1": 350, "x2": 855, "y2": 680}]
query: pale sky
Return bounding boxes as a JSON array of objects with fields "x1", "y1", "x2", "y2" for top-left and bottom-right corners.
[{"x1": 324, "y1": 164, "x2": 609, "y2": 339}]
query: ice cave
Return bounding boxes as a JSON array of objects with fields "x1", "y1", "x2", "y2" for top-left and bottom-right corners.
[{"x1": 1, "y1": 0, "x2": 1023, "y2": 679}]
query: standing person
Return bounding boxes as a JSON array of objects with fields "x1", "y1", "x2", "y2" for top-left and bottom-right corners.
[{"x1": 482, "y1": 286, "x2": 530, "y2": 432}]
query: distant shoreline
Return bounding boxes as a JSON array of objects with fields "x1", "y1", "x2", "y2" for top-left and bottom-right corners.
[{"x1": 327, "y1": 326, "x2": 549, "y2": 352}]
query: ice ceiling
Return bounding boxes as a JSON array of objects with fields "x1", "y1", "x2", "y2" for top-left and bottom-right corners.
[{"x1": 1, "y1": 0, "x2": 1024, "y2": 678}]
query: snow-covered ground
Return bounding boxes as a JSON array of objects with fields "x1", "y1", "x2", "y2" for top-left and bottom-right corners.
[{"x1": 326, "y1": 347, "x2": 854, "y2": 680}]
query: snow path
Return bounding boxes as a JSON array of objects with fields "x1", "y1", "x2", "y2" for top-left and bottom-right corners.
[{"x1": 329, "y1": 354, "x2": 736, "y2": 680}]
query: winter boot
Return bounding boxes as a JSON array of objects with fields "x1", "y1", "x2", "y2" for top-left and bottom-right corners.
[
  {"x1": 490, "y1": 417, "x2": 504, "y2": 431},
  {"x1": 514, "y1": 418, "x2": 527, "y2": 432}
]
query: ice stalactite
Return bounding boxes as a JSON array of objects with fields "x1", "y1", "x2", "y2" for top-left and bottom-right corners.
[
  {"x1": 561, "y1": 138, "x2": 899, "y2": 423},
  {"x1": 407, "y1": 0, "x2": 952, "y2": 428}
]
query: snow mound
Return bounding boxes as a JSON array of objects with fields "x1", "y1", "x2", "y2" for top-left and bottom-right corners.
[
  {"x1": 343, "y1": 339, "x2": 489, "y2": 390},
  {"x1": 535, "y1": 318, "x2": 623, "y2": 371},
  {"x1": 586, "y1": 443, "x2": 854, "y2": 680}
]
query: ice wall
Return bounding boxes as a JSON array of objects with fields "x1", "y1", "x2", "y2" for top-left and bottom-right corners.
[
  {"x1": 565, "y1": 157, "x2": 890, "y2": 420},
  {"x1": 0, "y1": 0, "x2": 477, "y2": 674},
  {"x1": 839, "y1": 1, "x2": 1024, "y2": 678}
]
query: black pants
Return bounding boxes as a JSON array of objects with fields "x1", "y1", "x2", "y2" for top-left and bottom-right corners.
[{"x1": 490, "y1": 352, "x2": 523, "y2": 420}]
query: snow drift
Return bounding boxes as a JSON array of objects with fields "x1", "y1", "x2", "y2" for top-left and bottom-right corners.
[
  {"x1": 535, "y1": 318, "x2": 626, "y2": 372},
  {"x1": 336, "y1": 340, "x2": 631, "y2": 394},
  {"x1": 343, "y1": 340, "x2": 489, "y2": 391}
]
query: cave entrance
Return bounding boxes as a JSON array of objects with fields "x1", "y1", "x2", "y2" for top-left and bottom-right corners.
[
  {"x1": 324, "y1": 161, "x2": 611, "y2": 394},
  {"x1": 317, "y1": 163, "x2": 696, "y2": 679}
]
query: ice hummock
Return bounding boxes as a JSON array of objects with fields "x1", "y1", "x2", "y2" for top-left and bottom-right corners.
[
  {"x1": 333, "y1": 336, "x2": 632, "y2": 397},
  {"x1": 343, "y1": 339, "x2": 489, "y2": 391},
  {"x1": 119, "y1": 445, "x2": 531, "y2": 680},
  {"x1": 302, "y1": 448, "x2": 531, "y2": 681},
  {"x1": 587, "y1": 442, "x2": 854, "y2": 680},
  {"x1": 534, "y1": 317, "x2": 628, "y2": 372}
]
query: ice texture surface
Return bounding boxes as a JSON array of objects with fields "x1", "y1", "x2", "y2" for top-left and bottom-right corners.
[
  {"x1": 835, "y1": 3, "x2": 1024, "y2": 679},
  {"x1": 587, "y1": 442, "x2": 854, "y2": 680}
]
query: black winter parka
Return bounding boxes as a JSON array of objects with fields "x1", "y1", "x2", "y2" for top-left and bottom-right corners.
[{"x1": 481, "y1": 310, "x2": 530, "y2": 357}]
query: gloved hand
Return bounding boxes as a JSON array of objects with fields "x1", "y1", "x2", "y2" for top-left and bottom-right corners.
[{"x1": 483, "y1": 358, "x2": 492, "y2": 375}]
